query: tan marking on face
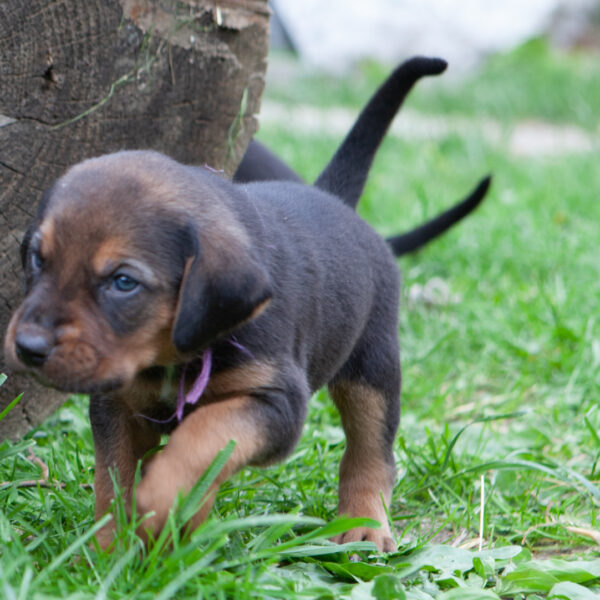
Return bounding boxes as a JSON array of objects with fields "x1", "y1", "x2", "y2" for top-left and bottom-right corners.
[
  {"x1": 4, "y1": 291, "x2": 99, "y2": 385},
  {"x1": 91, "y1": 237, "x2": 128, "y2": 274},
  {"x1": 3, "y1": 304, "x2": 25, "y2": 370},
  {"x1": 39, "y1": 218, "x2": 55, "y2": 257},
  {"x1": 7, "y1": 270, "x2": 178, "y2": 391},
  {"x1": 92, "y1": 239, "x2": 160, "y2": 291},
  {"x1": 94, "y1": 302, "x2": 178, "y2": 385}
]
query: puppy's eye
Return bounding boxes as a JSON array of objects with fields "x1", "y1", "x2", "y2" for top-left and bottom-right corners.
[
  {"x1": 31, "y1": 250, "x2": 44, "y2": 271},
  {"x1": 111, "y1": 273, "x2": 139, "y2": 293}
]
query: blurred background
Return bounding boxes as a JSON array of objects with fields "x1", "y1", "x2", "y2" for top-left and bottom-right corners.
[
  {"x1": 257, "y1": 0, "x2": 600, "y2": 176},
  {"x1": 269, "y1": 0, "x2": 600, "y2": 73}
]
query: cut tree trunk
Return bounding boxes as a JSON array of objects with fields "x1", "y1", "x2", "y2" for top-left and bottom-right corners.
[{"x1": 0, "y1": 0, "x2": 269, "y2": 440}]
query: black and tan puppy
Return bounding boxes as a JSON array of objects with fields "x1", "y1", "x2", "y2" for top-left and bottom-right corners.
[{"x1": 4, "y1": 57, "x2": 489, "y2": 552}]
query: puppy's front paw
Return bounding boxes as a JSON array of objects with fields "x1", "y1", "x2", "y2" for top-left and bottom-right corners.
[
  {"x1": 134, "y1": 451, "x2": 217, "y2": 542},
  {"x1": 135, "y1": 455, "x2": 185, "y2": 540}
]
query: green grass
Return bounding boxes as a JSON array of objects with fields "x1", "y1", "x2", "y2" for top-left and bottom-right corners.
[
  {"x1": 267, "y1": 39, "x2": 600, "y2": 128},
  {"x1": 2, "y1": 40, "x2": 600, "y2": 598}
]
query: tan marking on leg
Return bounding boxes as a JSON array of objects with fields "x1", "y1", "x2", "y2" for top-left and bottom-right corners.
[
  {"x1": 93, "y1": 448, "x2": 117, "y2": 550},
  {"x1": 92, "y1": 411, "x2": 160, "y2": 550},
  {"x1": 206, "y1": 361, "x2": 275, "y2": 398},
  {"x1": 92, "y1": 442, "x2": 123, "y2": 551},
  {"x1": 135, "y1": 396, "x2": 263, "y2": 539},
  {"x1": 329, "y1": 381, "x2": 397, "y2": 553}
]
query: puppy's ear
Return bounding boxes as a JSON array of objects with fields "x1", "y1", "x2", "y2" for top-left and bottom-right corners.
[{"x1": 172, "y1": 227, "x2": 272, "y2": 354}]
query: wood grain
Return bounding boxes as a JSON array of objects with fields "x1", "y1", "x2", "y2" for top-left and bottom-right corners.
[{"x1": 0, "y1": 0, "x2": 269, "y2": 439}]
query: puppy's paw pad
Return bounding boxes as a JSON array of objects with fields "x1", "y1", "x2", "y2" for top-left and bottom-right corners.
[{"x1": 332, "y1": 526, "x2": 397, "y2": 554}]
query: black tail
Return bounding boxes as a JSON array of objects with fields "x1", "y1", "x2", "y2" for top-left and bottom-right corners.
[
  {"x1": 314, "y1": 56, "x2": 447, "y2": 208},
  {"x1": 387, "y1": 176, "x2": 491, "y2": 257}
]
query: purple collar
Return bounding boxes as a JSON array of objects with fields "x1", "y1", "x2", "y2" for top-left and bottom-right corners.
[
  {"x1": 135, "y1": 348, "x2": 212, "y2": 424},
  {"x1": 135, "y1": 337, "x2": 250, "y2": 425},
  {"x1": 175, "y1": 348, "x2": 212, "y2": 421}
]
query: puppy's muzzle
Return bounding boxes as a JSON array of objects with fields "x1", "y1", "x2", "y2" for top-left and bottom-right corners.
[{"x1": 14, "y1": 324, "x2": 55, "y2": 367}]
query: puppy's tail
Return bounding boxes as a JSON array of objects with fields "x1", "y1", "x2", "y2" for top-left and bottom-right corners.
[
  {"x1": 314, "y1": 56, "x2": 447, "y2": 209},
  {"x1": 387, "y1": 176, "x2": 491, "y2": 257}
]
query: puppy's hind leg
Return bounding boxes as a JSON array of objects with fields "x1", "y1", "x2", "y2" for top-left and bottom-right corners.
[{"x1": 329, "y1": 335, "x2": 400, "y2": 553}]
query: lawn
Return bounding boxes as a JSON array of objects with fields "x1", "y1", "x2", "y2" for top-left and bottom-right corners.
[{"x1": 1, "y1": 40, "x2": 600, "y2": 598}]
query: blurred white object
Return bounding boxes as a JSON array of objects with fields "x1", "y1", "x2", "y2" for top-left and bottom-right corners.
[
  {"x1": 259, "y1": 99, "x2": 599, "y2": 157},
  {"x1": 407, "y1": 277, "x2": 461, "y2": 307},
  {"x1": 272, "y1": 0, "x2": 598, "y2": 72}
]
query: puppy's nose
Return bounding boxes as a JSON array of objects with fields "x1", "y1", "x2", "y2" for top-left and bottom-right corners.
[{"x1": 15, "y1": 328, "x2": 54, "y2": 367}]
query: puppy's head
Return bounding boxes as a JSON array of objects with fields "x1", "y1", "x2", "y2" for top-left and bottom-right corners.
[{"x1": 4, "y1": 151, "x2": 271, "y2": 393}]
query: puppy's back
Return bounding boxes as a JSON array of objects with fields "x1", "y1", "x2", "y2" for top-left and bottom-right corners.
[{"x1": 238, "y1": 181, "x2": 399, "y2": 389}]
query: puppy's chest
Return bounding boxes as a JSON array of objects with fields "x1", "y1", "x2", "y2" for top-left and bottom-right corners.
[
  {"x1": 125, "y1": 364, "x2": 216, "y2": 413},
  {"x1": 120, "y1": 365, "x2": 183, "y2": 424},
  {"x1": 124, "y1": 357, "x2": 276, "y2": 420}
]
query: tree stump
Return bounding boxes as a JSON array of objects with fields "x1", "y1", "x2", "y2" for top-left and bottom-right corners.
[{"x1": 0, "y1": 0, "x2": 270, "y2": 440}]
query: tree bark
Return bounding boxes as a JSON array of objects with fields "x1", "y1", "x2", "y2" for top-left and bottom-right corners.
[{"x1": 0, "y1": 0, "x2": 269, "y2": 439}]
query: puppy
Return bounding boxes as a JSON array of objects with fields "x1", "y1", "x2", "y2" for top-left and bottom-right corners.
[{"x1": 4, "y1": 56, "x2": 489, "y2": 552}]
